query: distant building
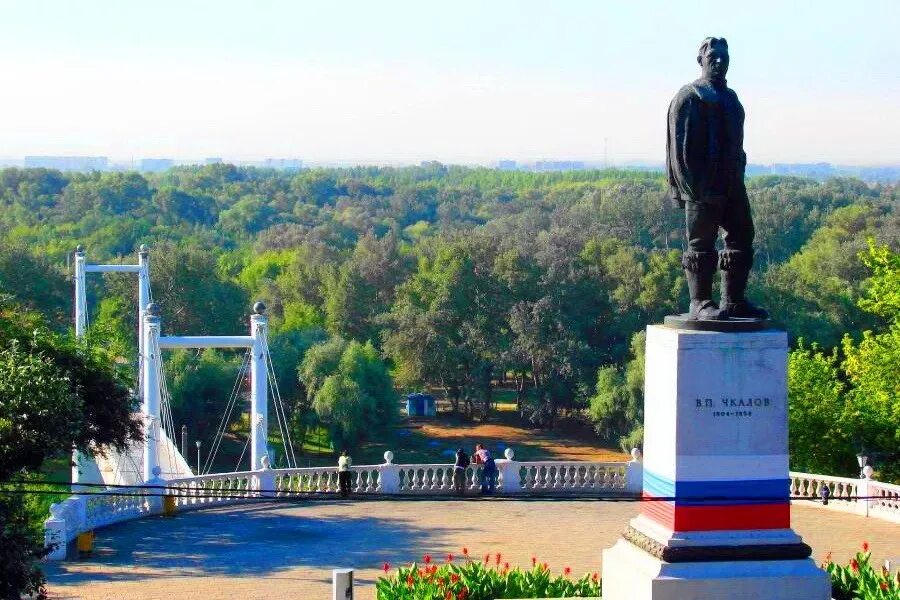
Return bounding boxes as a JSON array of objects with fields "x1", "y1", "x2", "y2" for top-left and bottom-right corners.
[
  {"x1": 24, "y1": 156, "x2": 108, "y2": 172},
  {"x1": 498, "y1": 160, "x2": 518, "y2": 171},
  {"x1": 264, "y1": 158, "x2": 303, "y2": 171},
  {"x1": 140, "y1": 158, "x2": 175, "y2": 173},
  {"x1": 532, "y1": 160, "x2": 585, "y2": 172},
  {"x1": 204, "y1": 157, "x2": 223, "y2": 165}
]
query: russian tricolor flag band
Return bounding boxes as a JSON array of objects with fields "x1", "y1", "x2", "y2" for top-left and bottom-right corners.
[{"x1": 641, "y1": 470, "x2": 791, "y2": 532}]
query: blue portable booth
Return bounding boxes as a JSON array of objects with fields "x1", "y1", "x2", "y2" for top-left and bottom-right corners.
[{"x1": 405, "y1": 392, "x2": 436, "y2": 416}]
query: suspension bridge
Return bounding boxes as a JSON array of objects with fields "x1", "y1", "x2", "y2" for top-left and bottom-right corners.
[{"x1": 71, "y1": 245, "x2": 298, "y2": 488}]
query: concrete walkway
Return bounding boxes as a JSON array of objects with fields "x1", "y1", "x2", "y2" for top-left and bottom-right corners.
[{"x1": 45, "y1": 499, "x2": 900, "y2": 600}]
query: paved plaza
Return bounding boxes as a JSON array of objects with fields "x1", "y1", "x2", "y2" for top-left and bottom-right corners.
[{"x1": 45, "y1": 498, "x2": 900, "y2": 600}]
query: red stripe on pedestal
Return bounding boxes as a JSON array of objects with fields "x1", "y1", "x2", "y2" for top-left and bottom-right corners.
[{"x1": 641, "y1": 493, "x2": 790, "y2": 531}]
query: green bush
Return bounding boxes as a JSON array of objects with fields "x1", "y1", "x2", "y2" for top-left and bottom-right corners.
[
  {"x1": 826, "y1": 544, "x2": 899, "y2": 600},
  {"x1": 376, "y1": 551, "x2": 600, "y2": 599}
]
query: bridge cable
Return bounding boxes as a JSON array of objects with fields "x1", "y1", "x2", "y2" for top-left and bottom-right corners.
[
  {"x1": 234, "y1": 434, "x2": 252, "y2": 472},
  {"x1": 261, "y1": 329, "x2": 297, "y2": 468},
  {"x1": 203, "y1": 350, "x2": 251, "y2": 475}
]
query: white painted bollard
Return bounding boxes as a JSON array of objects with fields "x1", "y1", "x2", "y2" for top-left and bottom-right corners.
[
  {"x1": 379, "y1": 451, "x2": 400, "y2": 493},
  {"x1": 625, "y1": 447, "x2": 643, "y2": 494},
  {"x1": 499, "y1": 447, "x2": 521, "y2": 493},
  {"x1": 333, "y1": 568, "x2": 353, "y2": 599},
  {"x1": 44, "y1": 504, "x2": 68, "y2": 561}
]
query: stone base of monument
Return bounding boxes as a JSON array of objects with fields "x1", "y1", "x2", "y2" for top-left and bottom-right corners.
[
  {"x1": 600, "y1": 323, "x2": 830, "y2": 599},
  {"x1": 601, "y1": 538, "x2": 830, "y2": 600}
]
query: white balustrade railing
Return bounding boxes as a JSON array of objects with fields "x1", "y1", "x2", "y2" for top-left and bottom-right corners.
[
  {"x1": 44, "y1": 455, "x2": 900, "y2": 562},
  {"x1": 274, "y1": 465, "x2": 382, "y2": 495},
  {"x1": 519, "y1": 461, "x2": 628, "y2": 491},
  {"x1": 789, "y1": 471, "x2": 900, "y2": 524},
  {"x1": 868, "y1": 480, "x2": 900, "y2": 521},
  {"x1": 166, "y1": 471, "x2": 259, "y2": 509},
  {"x1": 84, "y1": 487, "x2": 152, "y2": 530}
]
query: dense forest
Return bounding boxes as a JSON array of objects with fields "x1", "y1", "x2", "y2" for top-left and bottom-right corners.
[{"x1": 0, "y1": 164, "x2": 897, "y2": 479}]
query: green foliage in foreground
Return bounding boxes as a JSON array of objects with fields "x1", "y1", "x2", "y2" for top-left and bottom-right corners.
[
  {"x1": 826, "y1": 545, "x2": 900, "y2": 600},
  {"x1": 0, "y1": 300, "x2": 142, "y2": 600},
  {"x1": 0, "y1": 495, "x2": 48, "y2": 600},
  {"x1": 376, "y1": 554, "x2": 600, "y2": 599}
]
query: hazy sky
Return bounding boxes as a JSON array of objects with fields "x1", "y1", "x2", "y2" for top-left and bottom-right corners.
[{"x1": 1, "y1": 0, "x2": 898, "y2": 165}]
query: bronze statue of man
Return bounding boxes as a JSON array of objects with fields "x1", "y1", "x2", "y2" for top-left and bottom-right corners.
[{"x1": 666, "y1": 37, "x2": 766, "y2": 320}]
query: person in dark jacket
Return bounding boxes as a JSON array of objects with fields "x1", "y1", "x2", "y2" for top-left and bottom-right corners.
[{"x1": 453, "y1": 448, "x2": 470, "y2": 495}]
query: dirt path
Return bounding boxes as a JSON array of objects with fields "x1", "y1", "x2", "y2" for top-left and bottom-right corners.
[{"x1": 416, "y1": 420, "x2": 629, "y2": 461}]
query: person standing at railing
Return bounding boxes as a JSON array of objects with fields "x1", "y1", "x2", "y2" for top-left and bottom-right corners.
[
  {"x1": 453, "y1": 448, "x2": 470, "y2": 495},
  {"x1": 338, "y1": 450, "x2": 352, "y2": 497},
  {"x1": 473, "y1": 444, "x2": 497, "y2": 495}
]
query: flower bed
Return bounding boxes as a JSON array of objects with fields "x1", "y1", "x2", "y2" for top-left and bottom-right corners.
[
  {"x1": 376, "y1": 544, "x2": 900, "y2": 599},
  {"x1": 376, "y1": 549, "x2": 600, "y2": 599},
  {"x1": 826, "y1": 543, "x2": 899, "y2": 600}
]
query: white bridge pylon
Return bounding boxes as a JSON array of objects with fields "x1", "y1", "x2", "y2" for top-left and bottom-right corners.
[
  {"x1": 73, "y1": 245, "x2": 290, "y2": 488},
  {"x1": 73, "y1": 245, "x2": 169, "y2": 487},
  {"x1": 142, "y1": 301, "x2": 271, "y2": 482}
]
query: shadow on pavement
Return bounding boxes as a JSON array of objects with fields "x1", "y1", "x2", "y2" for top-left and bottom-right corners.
[{"x1": 44, "y1": 500, "x2": 472, "y2": 585}]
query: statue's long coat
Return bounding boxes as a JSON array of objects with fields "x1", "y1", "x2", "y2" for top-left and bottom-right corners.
[{"x1": 666, "y1": 78, "x2": 747, "y2": 208}]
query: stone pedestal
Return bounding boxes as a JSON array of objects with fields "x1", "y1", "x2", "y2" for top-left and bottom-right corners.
[{"x1": 601, "y1": 325, "x2": 829, "y2": 599}]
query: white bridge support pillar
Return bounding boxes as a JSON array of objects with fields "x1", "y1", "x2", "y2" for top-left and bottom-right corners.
[
  {"x1": 73, "y1": 246, "x2": 87, "y2": 337},
  {"x1": 72, "y1": 246, "x2": 87, "y2": 489},
  {"x1": 142, "y1": 303, "x2": 162, "y2": 483},
  {"x1": 137, "y1": 245, "x2": 150, "y2": 373},
  {"x1": 249, "y1": 302, "x2": 269, "y2": 471}
]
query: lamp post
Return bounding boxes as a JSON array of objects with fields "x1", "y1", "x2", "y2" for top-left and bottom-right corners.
[
  {"x1": 196, "y1": 440, "x2": 202, "y2": 475},
  {"x1": 181, "y1": 425, "x2": 187, "y2": 458},
  {"x1": 856, "y1": 452, "x2": 868, "y2": 479}
]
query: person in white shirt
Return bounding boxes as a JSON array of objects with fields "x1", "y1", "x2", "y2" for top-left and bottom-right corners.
[{"x1": 338, "y1": 450, "x2": 352, "y2": 497}]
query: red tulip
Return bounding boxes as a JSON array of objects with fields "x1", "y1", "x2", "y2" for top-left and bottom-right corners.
[
  {"x1": 564, "y1": 566, "x2": 572, "y2": 576},
  {"x1": 462, "y1": 547, "x2": 469, "y2": 556},
  {"x1": 446, "y1": 553, "x2": 454, "y2": 563},
  {"x1": 424, "y1": 554, "x2": 432, "y2": 564},
  {"x1": 850, "y1": 558, "x2": 859, "y2": 572},
  {"x1": 862, "y1": 541, "x2": 869, "y2": 552},
  {"x1": 382, "y1": 562, "x2": 390, "y2": 573}
]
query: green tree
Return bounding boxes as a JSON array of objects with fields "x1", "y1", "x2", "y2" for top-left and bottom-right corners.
[
  {"x1": 588, "y1": 331, "x2": 645, "y2": 450},
  {"x1": 0, "y1": 301, "x2": 141, "y2": 599},
  {"x1": 299, "y1": 338, "x2": 397, "y2": 449}
]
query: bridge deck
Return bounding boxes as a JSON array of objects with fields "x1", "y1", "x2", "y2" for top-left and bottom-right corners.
[{"x1": 45, "y1": 499, "x2": 899, "y2": 600}]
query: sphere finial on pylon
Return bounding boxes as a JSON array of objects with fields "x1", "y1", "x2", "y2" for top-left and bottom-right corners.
[
  {"x1": 146, "y1": 302, "x2": 161, "y2": 317},
  {"x1": 75, "y1": 244, "x2": 84, "y2": 254},
  {"x1": 253, "y1": 301, "x2": 266, "y2": 315},
  {"x1": 139, "y1": 244, "x2": 149, "y2": 256}
]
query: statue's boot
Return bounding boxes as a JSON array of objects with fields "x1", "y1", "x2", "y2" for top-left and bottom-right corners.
[
  {"x1": 719, "y1": 249, "x2": 768, "y2": 319},
  {"x1": 683, "y1": 251, "x2": 727, "y2": 320}
]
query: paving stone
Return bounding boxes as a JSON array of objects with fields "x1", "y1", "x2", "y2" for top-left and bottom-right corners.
[{"x1": 44, "y1": 499, "x2": 899, "y2": 599}]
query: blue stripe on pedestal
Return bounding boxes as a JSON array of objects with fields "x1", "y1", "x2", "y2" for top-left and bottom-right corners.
[{"x1": 643, "y1": 470, "x2": 789, "y2": 506}]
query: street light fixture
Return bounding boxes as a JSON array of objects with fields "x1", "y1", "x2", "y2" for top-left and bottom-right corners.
[
  {"x1": 856, "y1": 452, "x2": 868, "y2": 479},
  {"x1": 181, "y1": 425, "x2": 187, "y2": 457},
  {"x1": 196, "y1": 440, "x2": 202, "y2": 475}
]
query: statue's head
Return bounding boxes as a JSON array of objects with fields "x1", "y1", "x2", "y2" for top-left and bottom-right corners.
[{"x1": 697, "y1": 37, "x2": 729, "y2": 83}]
